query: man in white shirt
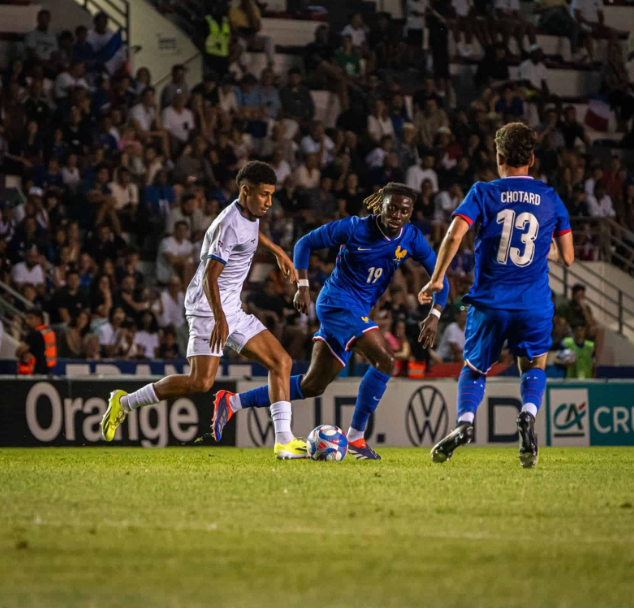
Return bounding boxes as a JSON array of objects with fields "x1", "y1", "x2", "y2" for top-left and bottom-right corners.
[
  {"x1": 161, "y1": 92, "x2": 195, "y2": 146},
  {"x1": 341, "y1": 12, "x2": 367, "y2": 48},
  {"x1": 102, "y1": 161, "x2": 306, "y2": 459},
  {"x1": 435, "y1": 306, "x2": 468, "y2": 362},
  {"x1": 11, "y1": 247, "x2": 45, "y2": 294},
  {"x1": 25, "y1": 10, "x2": 59, "y2": 64},
  {"x1": 54, "y1": 60, "x2": 90, "y2": 101},
  {"x1": 130, "y1": 86, "x2": 173, "y2": 161},
  {"x1": 156, "y1": 276, "x2": 185, "y2": 328},
  {"x1": 587, "y1": 181, "x2": 615, "y2": 217},
  {"x1": 518, "y1": 45, "x2": 551, "y2": 122},
  {"x1": 156, "y1": 221, "x2": 196, "y2": 285},
  {"x1": 108, "y1": 167, "x2": 139, "y2": 211},
  {"x1": 87, "y1": 12, "x2": 113, "y2": 55},
  {"x1": 300, "y1": 121, "x2": 334, "y2": 167},
  {"x1": 406, "y1": 154, "x2": 439, "y2": 193}
]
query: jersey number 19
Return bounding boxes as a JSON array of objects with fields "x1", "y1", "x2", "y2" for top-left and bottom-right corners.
[{"x1": 496, "y1": 209, "x2": 539, "y2": 267}]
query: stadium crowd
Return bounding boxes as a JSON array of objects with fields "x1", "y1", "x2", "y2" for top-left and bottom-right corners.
[{"x1": 0, "y1": 2, "x2": 633, "y2": 375}]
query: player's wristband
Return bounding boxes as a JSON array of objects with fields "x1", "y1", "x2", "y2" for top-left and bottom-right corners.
[
  {"x1": 297, "y1": 279, "x2": 309, "y2": 288},
  {"x1": 430, "y1": 308, "x2": 441, "y2": 319}
]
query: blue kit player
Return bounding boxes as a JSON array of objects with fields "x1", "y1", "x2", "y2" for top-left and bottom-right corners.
[
  {"x1": 211, "y1": 183, "x2": 449, "y2": 460},
  {"x1": 420, "y1": 123, "x2": 575, "y2": 468}
]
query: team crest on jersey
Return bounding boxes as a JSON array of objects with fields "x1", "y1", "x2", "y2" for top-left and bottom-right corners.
[
  {"x1": 394, "y1": 246, "x2": 407, "y2": 263},
  {"x1": 361, "y1": 316, "x2": 369, "y2": 322}
]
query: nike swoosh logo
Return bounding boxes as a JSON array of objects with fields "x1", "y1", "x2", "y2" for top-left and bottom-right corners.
[{"x1": 358, "y1": 248, "x2": 372, "y2": 251}]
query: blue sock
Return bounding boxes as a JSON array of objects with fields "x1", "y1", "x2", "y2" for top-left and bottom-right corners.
[
  {"x1": 520, "y1": 369, "x2": 546, "y2": 418},
  {"x1": 350, "y1": 367, "x2": 391, "y2": 435},
  {"x1": 238, "y1": 375, "x2": 304, "y2": 409},
  {"x1": 457, "y1": 367, "x2": 486, "y2": 423}
]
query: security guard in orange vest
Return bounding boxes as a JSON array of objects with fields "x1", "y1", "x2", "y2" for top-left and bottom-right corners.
[{"x1": 16, "y1": 308, "x2": 57, "y2": 375}]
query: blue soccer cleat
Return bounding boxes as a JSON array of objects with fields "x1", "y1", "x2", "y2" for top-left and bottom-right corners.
[{"x1": 348, "y1": 438, "x2": 381, "y2": 461}]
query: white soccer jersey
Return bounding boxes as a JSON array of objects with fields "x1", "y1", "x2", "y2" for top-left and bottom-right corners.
[{"x1": 184, "y1": 201, "x2": 259, "y2": 317}]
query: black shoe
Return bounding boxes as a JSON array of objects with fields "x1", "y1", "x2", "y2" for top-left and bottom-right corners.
[
  {"x1": 517, "y1": 411, "x2": 538, "y2": 468},
  {"x1": 430, "y1": 421, "x2": 474, "y2": 463}
]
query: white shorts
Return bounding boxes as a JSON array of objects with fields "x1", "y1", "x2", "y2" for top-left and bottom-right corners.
[{"x1": 186, "y1": 310, "x2": 266, "y2": 358}]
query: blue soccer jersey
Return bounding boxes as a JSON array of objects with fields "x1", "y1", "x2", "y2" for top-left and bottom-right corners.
[
  {"x1": 453, "y1": 176, "x2": 571, "y2": 311},
  {"x1": 294, "y1": 215, "x2": 449, "y2": 366}
]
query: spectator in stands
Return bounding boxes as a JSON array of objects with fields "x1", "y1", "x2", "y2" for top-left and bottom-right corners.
[
  {"x1": 11, "y1": 246, "x2": 45, "y2": 294},
  {"x1": 58, "y1": 309, "x2": 90, "y2": 357},
  {"x1": 304, "y1": 24, "x2": 352, "y2": 111},
  {"x1": 162, "y1": 91, "x2": 195, "y2": 148},
  {"x1": 247, "y1": 278, "x2": 286, "y2": 337},
  {"x1": 405, "y1": 0, "x2": 426, "y2": 68},
  {"x1": 300, "y1": 121, "x2": 334, "y2": 167},
  {"x1": 161, "y1": 64, "x2": 190, "y2": 110},
  {"x1": 295, "y1": 153, "x2": 321, "y2": 191},
  {"x1": 494, "y1": 85, "x2": 524, "y2": 118},
  {"x1": 49, "y1": 270, "x2": 88, "y2": 325},
  {"x1": 202, "y1": 1, "x2": 233, "y2": 77},
  {"x1": 173, "y1": 136, "x2": 216, "y2": 189},
  {"x1": 559, "y1": 106, "x2": 591, "y2": 149},
  {"x1": 258, "y1": 68, "x2": 281, "y2": 120},
  {"x1": 557, "y1": 323, "x2": 596, "y2": 378},
  {"x1": 25, "y1": 10, "x2": 59, "y2": 71},
  {"x1": 558, "y1": 284, "x2": 599, "y2": 341},
  {"x1": 587, "y1": 180, "x2": 616, "y2": 217},
  {"x1": 130, "y1": 87, "x2": 171, "y2": 160},
  {"x1": 155, "y1": 276, "x2": 185, "y2": 329},
  {"x1": 435, "y1": 305, "x2": 468, "y2": 363},
  {"x1": 601, "y1": 43, "x2": 634, "y2": 133},
  {"x1": 451, "y1": 0, "x2": 478, "y2": 58},
  {"x1": 475, "y1": 43, "x2": 510, "y2": 88},
  {"x1": 99, "y1": 305, "x2": 128, "y2": 358},
  {"x1": 368, "y1": 99, "x2": 395, "y2": 145},
  {"x1": 385, "y1": 319, "x2": 412, "y2": 375},
  {"x1": 571, "y1": 0, "x2": 622, "y2": 62},
  {"x1": 156, "y1": 220, "x2": 195, "y2": 285},
  {"x1": 85, "y1": 224, "x2": 125, "y2": 265},
  {"x1": 132, "y1": 310, "x2": 160, "y2": 359},
  {"x1": 280, "y1": 68, "x2": 315, "y2": 134},
  {"x1": 494, "y1": 0, "x2": 537, "y2": 56},
  {"x1": 407, "y1": 153, "x2": 439, "y2": 194},
  {"x1": 427, "y1": 0, "x2": 452, "y2": 97},
  {"x1": 518, "y1": 45, "x2": 551, "y2": 119},
  {"x1": 166, "y1": 193, "x2": 201, "y2": 235},
  {"x1": 53, "y1": 60, "x2": 89, "y2": 103},
  {"x1": 335, "y1": 35, "x2": 363, "y2": 81},
  {"x1": 414, "y1": 96, "x2": 450, "y2": 151},
  {"x1": 229, "y1": 0, "x2": 275, "y2": 71},
  {"x1": 534, "y1": 0, "x2": 580, "y2": 61},
  {"x1": 157, "y1": 325, "x2": 180, "y2": 359},
  {"x1": 369, "y1": 12, "x2": 398, "y2": 70},
  {"x1": 73, "y1": 25, "x2": 93, "y2": 64},
  {"x1": 394, "y1": 123, "x2": 420, "y2": 171}
]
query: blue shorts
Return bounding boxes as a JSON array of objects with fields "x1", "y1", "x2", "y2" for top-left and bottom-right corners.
[
  {"x1": 314, "y1": 298, "x2": 378, "y2": 367},
  {"x1": 463, "y1": 304, "x2": 553, "y2": 375}
]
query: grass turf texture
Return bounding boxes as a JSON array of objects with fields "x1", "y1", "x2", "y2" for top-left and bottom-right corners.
[{"x1": 1, "y1": 447, "x2": 633, "y2": 608}]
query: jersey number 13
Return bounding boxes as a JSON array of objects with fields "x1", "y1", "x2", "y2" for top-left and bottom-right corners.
[{"x1": 496, "y1": 209, "x2": 539, "y2": 267}]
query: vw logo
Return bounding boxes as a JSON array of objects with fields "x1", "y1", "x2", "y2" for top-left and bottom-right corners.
[
  {"x1": 405, "y1": 386, "x2": 449, "y2": 446},
  {"x1": 246, "y1": 408, "x2": 275, "y2": 447}
]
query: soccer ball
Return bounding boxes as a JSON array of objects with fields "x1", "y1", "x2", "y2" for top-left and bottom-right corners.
[{"x1": 307, "y1": 425, "x2": 348, "y2": 461}]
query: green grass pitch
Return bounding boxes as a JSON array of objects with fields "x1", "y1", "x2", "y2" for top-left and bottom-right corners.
[{"x1": 1, "y1": 447, "x2": 633, "y2": 608}]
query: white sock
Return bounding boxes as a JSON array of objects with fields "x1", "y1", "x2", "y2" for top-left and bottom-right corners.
[
  {"x1": 522, "y1": 403, "x2": 538, "y2": 418},
  {"x1": 229, "y1": 393, "x2": 242, "y2": 412},
  {"x1": 346, "y1": 428, "x2": 364, "y2": 443},
  {"x1": 270, "y1": 401, "x2": 293, "y2": 444},
  {"x1": 121, "y1": 383, "x2": 159, "y2": 412},
  {"x1": 458, "y1": 412, "x2": 475, "y2": 424}
]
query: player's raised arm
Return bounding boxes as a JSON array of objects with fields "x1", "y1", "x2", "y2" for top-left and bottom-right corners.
[
  {"x1": 293, "y1": 217, "x2": 354, "y2": 314},
  {"x1": 421, "y1": 215, "x2": 471, "y2": 300},
  {"x1": 258, "y1": 231, "x2": 298, "y2": 282}
]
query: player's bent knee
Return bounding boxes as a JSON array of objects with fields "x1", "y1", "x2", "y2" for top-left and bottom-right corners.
[
  {"x1": 189, "y1": 374, "x2": 215, "y2": 394},
  {"x1": 374, "y1": 352, "x2": 395, "y2": 375},
  {"x1": 268, "y1": 351, "x2": 292, "y2": 376}
]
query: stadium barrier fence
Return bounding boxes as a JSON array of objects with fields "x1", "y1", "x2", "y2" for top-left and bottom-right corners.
[{"x1": 1, "y1": 377, "x2": 632, "y2": 448}]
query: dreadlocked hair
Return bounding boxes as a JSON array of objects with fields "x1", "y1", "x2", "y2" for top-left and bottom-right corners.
[{"x1": 363, "y1": 182, "x2": 416, "y2": 214}]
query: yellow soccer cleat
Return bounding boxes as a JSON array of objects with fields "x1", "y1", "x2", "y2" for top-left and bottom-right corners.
[
  {"x1": 274, "y1": 437, "x2": 308, "y2": 460},
  {"x1": 101, "y1": 390, "x2": 128, "y2": 442}
]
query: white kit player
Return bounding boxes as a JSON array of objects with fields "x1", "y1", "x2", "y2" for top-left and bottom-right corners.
[{"x1": 101, "y1": 161, "x2": 308, "y2": 459}]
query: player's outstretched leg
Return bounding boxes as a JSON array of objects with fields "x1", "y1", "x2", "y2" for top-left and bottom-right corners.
[
  {"x1": 101, "y1": 356, "x2": 220, "y2": 441},
  {"x1": 516, "y1": 358, "x2": 547, "y2": 468},
  {"x1": 347, "y1": 329, "x2": 394, "y2": 461},
  {"x1": 239, "y1": 330, "x2": 308, "y2": 459},
  {"x1": 430, "y1": 366, "x2": 483, "y2": 463}
]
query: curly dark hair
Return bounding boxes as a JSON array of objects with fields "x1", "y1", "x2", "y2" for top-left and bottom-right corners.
[
  {"x1": 494, "y1": 122, "x2": 538, "y2": 168},
  {"x1": 364, "y1": 182, "x2": 415, "y2": 214},
  {"x1": 236, "y1": 161, "x2": 277, "y2": 188}
]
